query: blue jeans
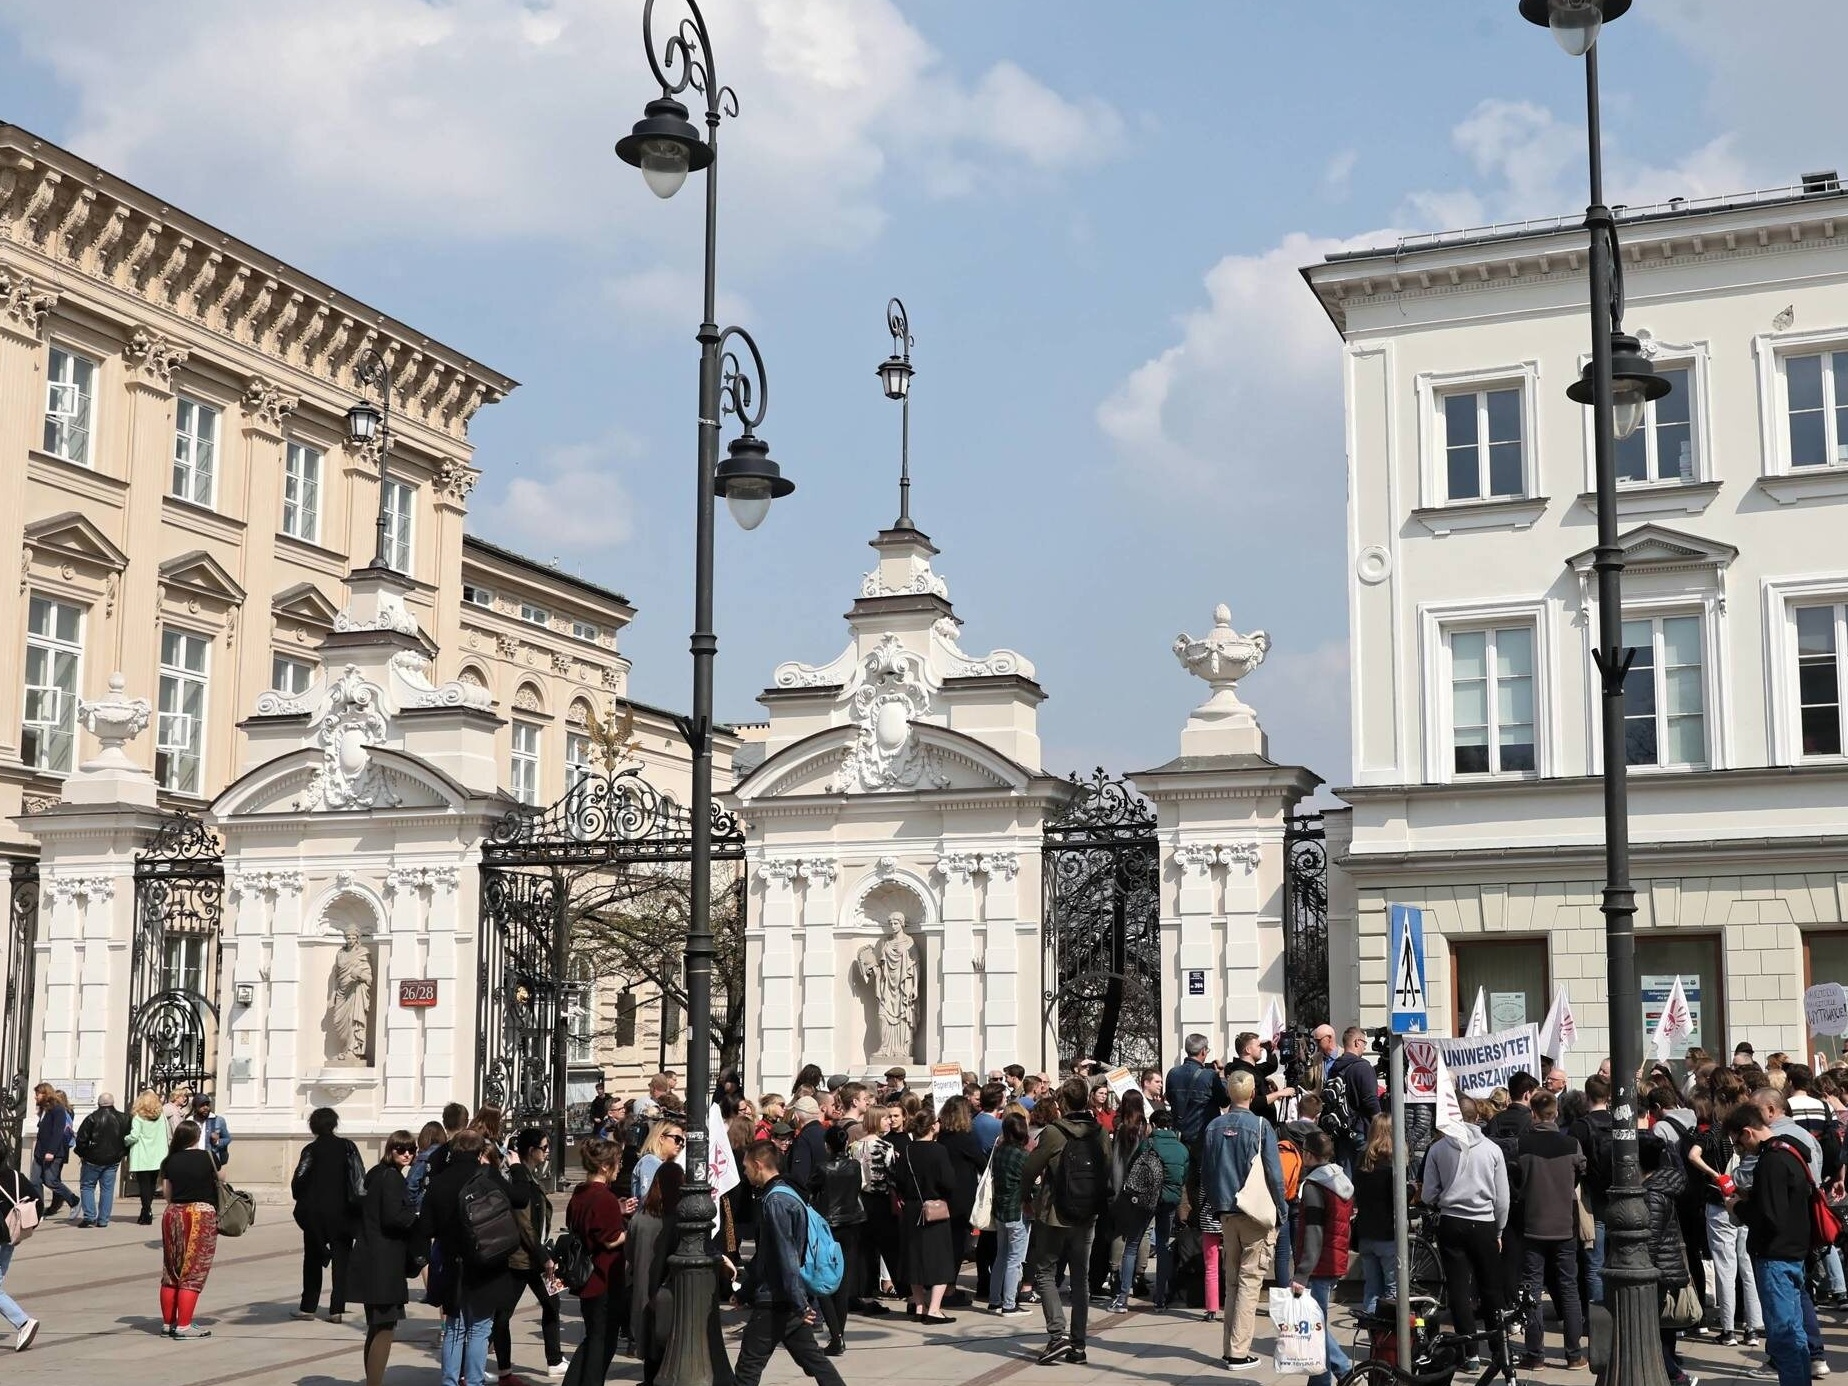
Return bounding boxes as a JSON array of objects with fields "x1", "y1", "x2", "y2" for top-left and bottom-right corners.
[
  {"x1": 80, "y1": 1161, "x2": 118, "y2": 1225},
  {"x1": 1306, "y1": 1277, "x2": 1352, "y2": 1386},
  {"x1": 1826, "y1": 1247, "x2": 1846, "y2": 1297},
  {"x1": 1757, "y1": 1258, "x2": 1810, "y2": 1386},
  {"x1": 440, "y1": 1307, "x2": 494, "y2": 1386},
  {"x1": 1586, "y1": 1219, "x2": 1606, "y2": 1305},
  {"x1": 1275, "y1": 1219, "x2": 1294, "y2": 1288},
  {"x1": 0, "y1": 1243, "x2": 26, "y2": 1329},
  {"x1": 33, "y1": 1160, "x2": 76, "y2": 1212},
  {"x1": 990, "y1": 1219, "x2": 1029, "y2": 1310},
  {"x1": 1117, "y1": 1212, "x2": 1152, "y2": 1304},
  {"x1": 1358, "y1": 1237, "x2": 1398, "y2": 1316}
]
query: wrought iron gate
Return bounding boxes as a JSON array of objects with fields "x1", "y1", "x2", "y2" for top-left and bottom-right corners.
[
  {"x1": 478, "y1": 766, "x2": 746, "y2": 1128},
  {"x1": 1, "y1": 860, "x2": 39, "y2": 1154},
  {"x1": 128, "y1": 815, "x2": 224, "y2": 1101},
  {"x1": 1042, "y1": 770, "x2": 1162, "y2": 1072},
  {"x1": 1282, "y1": 811, "x2": 1330, "y2": 1031}
]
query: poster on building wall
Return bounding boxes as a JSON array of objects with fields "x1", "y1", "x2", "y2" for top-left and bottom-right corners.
[
  {"x1": 1489, "y1": 992, "x2": 1528, "y2": 1029},
  {"x1": 1641, "y1": 974, "x2": 1704, "y2": 1050}
]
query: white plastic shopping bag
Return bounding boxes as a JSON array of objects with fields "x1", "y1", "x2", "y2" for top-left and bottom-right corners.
[{"x1": 1271, "y1": 1287, "x2": 1327, "y2": 1376}]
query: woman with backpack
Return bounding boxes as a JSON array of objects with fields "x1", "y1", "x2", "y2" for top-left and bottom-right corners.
[
  {"x1": 563, "y1": 1137, "x2": 629, "y2": 1386},
  {"x1": 422, "y1": 1128, "x2": 537, "y2": 1386},
  {"x1": 894, "y1": 1108, "x2": 957, "y2": 1324},
  {"x1": 1145, "y1": 1108, "x2": 1189, "y2": 1311},
  {"x1": 493, "y1": 1128, "x2": 563, "y2": 1380},
  {"x1": 0, "y1": 1136, "x2": 41, "y2": 1351},
  {"x1": 1106, "y1": 1091, "x2": 1160, "y2": 1314},
  {"x1": 347, "y1": 1130, "x2": 420, "y2": 1386}
]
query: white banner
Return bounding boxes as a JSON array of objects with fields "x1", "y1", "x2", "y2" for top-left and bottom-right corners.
[
  {"x1": 1465, "y1": 988, "x2": 1488, "y2": 1037},
  {"x1": 1105, "y1": 1066, "x2": 1135, "y2": 1099},
  {"x1": 929, "y1": 1062, "x2": 963, "y2": 1110},
  {"x1": 1403, "y1": 1024, "x2": 1542, "y2": 1102},
  {"x1": 1806, "y1": 982, "x2": 1848, "y2": 1037},
  {"x1": 1261, "y1": 998, "x2": 1286, "y2": 1046}
]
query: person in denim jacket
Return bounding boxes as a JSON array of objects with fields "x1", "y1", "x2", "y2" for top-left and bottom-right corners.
[{"x1": 1201, "y1": 1071, "x2": 1287, "y2": 1370}]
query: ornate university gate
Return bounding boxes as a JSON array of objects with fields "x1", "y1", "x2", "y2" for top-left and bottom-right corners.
[
  {"x1": 1282, "y1": 811, "x2": 1330, "y2": 1031},
  {"x1": 2, "y1": 860, "x2": 39, "y2": 1153},
  {"x1": 1042, "y1": 770, "x2": 1162, "y2": 1072},
  {"x1": 128, "y1": 815, "x2": 225, "y2": 1100},
  {"x1": 478, "y1": 766, "x2": 746, "y2": 1128}
]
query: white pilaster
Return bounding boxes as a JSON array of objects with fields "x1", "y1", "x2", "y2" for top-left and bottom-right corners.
[
  {"x1": 977, "y1": 850, "x2": 1023, "y2": 1066},
  {"x1": 935, "y1": 853, "x2": 980, "y2": 1066},
  {"x1": 800, "y1": 859, "x2": 840, "y2": 1075},
  {"x1": 754, "y1": 859, "x2": 801, "y2": 1094}
]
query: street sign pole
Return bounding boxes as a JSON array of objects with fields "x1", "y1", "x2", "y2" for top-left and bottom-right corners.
[{"x1": 1389, "y1": 1031, "x2": 1412, "y2": 1372}]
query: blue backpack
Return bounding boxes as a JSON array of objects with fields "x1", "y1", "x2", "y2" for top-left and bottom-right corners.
[{"x1": 763, "y1": 1185, "x2": 844, "y2": 1296}]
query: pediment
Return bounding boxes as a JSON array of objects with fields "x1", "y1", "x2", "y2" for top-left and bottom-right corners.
[
  {"x1": 212, "y1": 746, "x2": 472, "y2": 818},
  {"x1": 160, "y1": 549, "x2": 247, "y2": 604},
  {"x1": 737, "y1": 722, "x2": 1032, "y2": 803},
  {"x1": 272, "y1": 581, "x2": 340, "y2": 630},
  {"x1": 24, "y1": 511, "x2": 128, "y2": 572},
  {"x1": 1566, "y1": 523, "x2": 1738, "y2": 575}
]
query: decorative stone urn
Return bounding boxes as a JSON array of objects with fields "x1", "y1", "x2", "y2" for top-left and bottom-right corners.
[
  {"x1": 64, "y1": 672, "x2": 159, "y2": 807},
  {"x1": 1172, "y1": 604, "x2": 1271, "y2": 756}
]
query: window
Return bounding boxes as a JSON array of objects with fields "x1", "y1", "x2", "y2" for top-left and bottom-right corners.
[
  {"x1": 1638, "y1": 934, "x2": 1724, "y2": 1074},
  {"x1": 157, "y1": 628, "x2": 209, "y2": 794},
  {"x1": 1615, "y1": 366, "x2": 1695, "y2": 484},
  {"x1": 380, "y1": 477, "x2": 414, "y2": 574},
  {"x1": 615, "y1": 989, "x2": 638, "y2": 1048},
  {"x1": 44, "y1": 346, "x2": 97, "y2": 465},
  {"x1": 566, "y1": 965, "x2": 594, "y2": 1065},
  {"x1": 1448, "y1": 626, "x2": 1535, "y2": 775},
  {"x1": 282, "y1": 442, "x2": 322, "y2": 541},
  {"x1": 1452, "y1": 938, "x2": 1549, "y2": 1034},
  {"x1": 572, "y1": 620, "x2": 600, "y2": 643},
  {"x1": 164, "y1": 934, "x2": 208, "y2": 995},
  {"x1": 565, "y1": 731, "x2": 594, "y2": 790},
  {"x1": 511, "y1": 720, "x2": 541, "y2": 805},
  {"x1": 1786, "y1": 351, "x2": 1848, "y2": 469},
  {"x1": 520, "y1": 603, "x2": 549, "y2": 628},
  {"x1": 172, "y1": 397, "x2": 219, "y2": 506},
  {"x1": 271, "y1": 655, "x2": 315, "y2": 698},
  {"x1": 463, "y1": 583, "x2": 493, "y2": 609},
  {"x1": 1442, "y1": 387, "x2": 1525, "y2": 501},
  {"x1": 1622, "y1": 614, "x2": 1706, "y2": 768},
  {"x1": 22, "y1": 595, "x2": 83, "y2": 774},
  {"x1": 1795, "y1": 604, "x2": 1847, "y2": 758}
]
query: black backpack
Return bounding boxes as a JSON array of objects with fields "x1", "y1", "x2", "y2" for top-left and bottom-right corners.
[
  {"x1": 1112, "y1": 1144, "x2": 1164, "y2": 1228},
  {"x1": 458, "y1": 1170, "x2": 521, "y2": 1267},
  {"x1": 1579, "y1": 1114, "x2": 1616, "y2": 1200},
  {"x1": 550, "y1": 1229, "x2": 596, "y2": 1295},
  {"x1": 1053, "y1": 1126, "x2": 1109, "y2": 1223},
  {"x1": 1318, "y1": 1064, "x2": 1355, "y2": 1143}
]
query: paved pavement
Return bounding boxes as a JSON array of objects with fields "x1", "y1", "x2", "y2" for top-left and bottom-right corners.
[{"x1": 2, "y1": 1209, "x2": 1833, "y2": 1385}]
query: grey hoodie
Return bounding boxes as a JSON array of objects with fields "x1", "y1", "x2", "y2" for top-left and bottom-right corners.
[{"x1": 1421, "y1": 1124, "x2": 1510, "y2": 1228}]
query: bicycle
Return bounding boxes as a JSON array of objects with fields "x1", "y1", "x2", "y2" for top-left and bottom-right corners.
[{"x1": 1337, "y1": 1297, "x2": 1534, "y2": 1386}]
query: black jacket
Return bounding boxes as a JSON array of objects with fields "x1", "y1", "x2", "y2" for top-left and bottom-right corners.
[
  {"x1": 745, "y1": 1176, "x2": 812, "y2": 1308},
  {"x1": 1515, "y1": 1121, "x2": 1585, "y2": 1241},
  {"x1": 1642, "y1": 1146, "x2": 1691, "y2": 1289},
  {"x1": 291, "y1": 1133, "x2": 367, "y2": 1230},
  {"x1": 1328, "y1": 1053, "x2": 1382, "y2": 1137},
  {"x1": 1737, "y1": 1137, "x2": 1815, "y2": 1263},
  {"x1": 347, "y1": 1162, "x2": 419, "y2": 1307},
  {"x1": 817, "y1": 1154, "x2": 866, "y2": 1228},
  {"x1": 74, "y1": 1107, "x2": 131, "y2": 1166},
  {"x1": 940, "y1": 1129, "x2": 986, "y2": 1223},
  {"x1": 1229, "y1": 1051, "x2": 1280, "y2": 1124},
  {"x1": 506, "y1": 1161, "x2": 553, "y2": 1272},
  {"x1": 420, "y1": 1156, "x2": 536, "y2": 1319},
  {"x1": 1165, "y1": 1058, "x2": 1230, "y2": 1145},
  {"x1": 786, "y1": 1121, "x2": 828, "y2": 1199}
]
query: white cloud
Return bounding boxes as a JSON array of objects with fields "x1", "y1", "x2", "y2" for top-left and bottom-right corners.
[
  {"x1": 0, "y1": 0, "x2": 1120, "y2": 266},
  {"x1": 603, "y1": 267, "x2": 752, "y2": 331},
  {"x1": 488, "y1": 436, "x2": 638, "y2": 555},
  {"x1": 1322, "y1": 149, "x2": 1358, "y2": 201},
  {"x1": 1250, "y1": 639, "x2": 1351, "y2": 793}
]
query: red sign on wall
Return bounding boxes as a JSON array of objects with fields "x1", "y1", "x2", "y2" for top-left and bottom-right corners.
[{"x1": 398, "y1": 979, "x2": 439, "y2": 1009}]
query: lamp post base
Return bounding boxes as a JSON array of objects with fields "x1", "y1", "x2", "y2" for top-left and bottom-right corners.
[{"x1": 1599, "y1": 1183, "x2": 1671, "y2": 1386}]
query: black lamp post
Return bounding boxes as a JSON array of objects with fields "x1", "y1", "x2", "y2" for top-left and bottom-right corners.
[
  {"x1": 616, "y1": 6, "x2": 793, "y2": 1385},
  {"x1": 1518, "y1": 5, "x2": 1672, "y2": 1386},
  {"x1": 344, "y1": 347, "x2": 398, "y2": 570},
  {"x1": 876, "y1": 297, "x2": 916, "y2": 527}
]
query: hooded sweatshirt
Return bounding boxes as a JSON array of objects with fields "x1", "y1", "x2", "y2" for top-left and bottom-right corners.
[
  {"x1": 1420, "y1": 1124, "x2": 1510, "y2": 1228},
  {"x1": 1293, "y1": 1162, "x2": 1355, "y2": 1280}
]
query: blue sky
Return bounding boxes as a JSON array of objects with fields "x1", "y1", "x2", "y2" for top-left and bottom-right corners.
[{"x1": 1, "y1": 0, "x2": 1836, "y2": 786}]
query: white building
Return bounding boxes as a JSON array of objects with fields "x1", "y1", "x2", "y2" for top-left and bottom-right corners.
[{"x1": 1304, "y1": 173, "x2": 1848, "y2": 1065}]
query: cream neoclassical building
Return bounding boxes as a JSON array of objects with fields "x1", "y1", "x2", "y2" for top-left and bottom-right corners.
[
  {"x1": 0, "y1": 125, "x2": 731, "y2": 1117},
  {"x1": 1305, "y1": 172, "x2": 1848, "y2": 1064}
]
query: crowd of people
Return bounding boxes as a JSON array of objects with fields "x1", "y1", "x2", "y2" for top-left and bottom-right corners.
[{"x1": 4, "y1": 1034, "x2": 1848, "y2": 1386}]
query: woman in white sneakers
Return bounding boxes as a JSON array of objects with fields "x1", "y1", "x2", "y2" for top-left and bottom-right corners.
[{"x1": 0, "y1": 1136, "x2": 42, "y2": 1351}]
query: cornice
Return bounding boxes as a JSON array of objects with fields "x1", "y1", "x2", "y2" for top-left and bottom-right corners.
[{"x1": 0, "y1": 128, "x2": 517, "y2": 441}]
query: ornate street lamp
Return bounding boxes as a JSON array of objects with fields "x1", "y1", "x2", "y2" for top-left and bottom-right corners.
[
  {"x1": 1519, "y1": 6, "x2": 1671, "y2": 1386},
  {"x1": 615, "y1": 5, "x2": 794, "y2": 1385},
  {"x1": 344, "y1": 348, "x2": 397, "y2": 570},
  {"x1": 876, "y1": 297, "x2": 916, "y2": 528}
]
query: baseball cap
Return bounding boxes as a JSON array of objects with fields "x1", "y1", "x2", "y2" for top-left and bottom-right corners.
[{"x1": 770, "y1": 1120, "x2": 795, "y2": 1140}]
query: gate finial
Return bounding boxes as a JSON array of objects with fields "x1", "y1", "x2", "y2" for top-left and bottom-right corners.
[{"x1": 1172, "y1": 605, "x2": 1271, "y2": 758}]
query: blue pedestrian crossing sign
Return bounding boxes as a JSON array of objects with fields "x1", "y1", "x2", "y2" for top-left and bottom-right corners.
[{"x1": 1388, "y1": 903, "x2": 1428, "y2": 1034}]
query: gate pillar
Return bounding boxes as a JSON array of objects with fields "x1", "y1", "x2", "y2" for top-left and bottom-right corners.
[
  {"x1": 1133, "y1": 607, "x2": 1321, "y2": 1059},
  {"x1": 12, "y1": 673, "x2": 166, "y2": 1101}
]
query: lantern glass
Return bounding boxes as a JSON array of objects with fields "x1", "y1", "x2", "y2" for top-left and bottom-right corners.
[
  {"x1": 1548, "y1": 0, "x2": 1601, "y2": 55},
  {"x1": 345, "y1": 401, "x2": 381, "y2": 445},
  {"x1": 639, "y1": 138, "x2": 691, "y2": 199},
  {"x1": 724, "y1": 478, "x2": 774, "y2": 531}
]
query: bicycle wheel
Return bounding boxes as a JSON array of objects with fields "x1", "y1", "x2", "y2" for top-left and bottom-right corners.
[
  {"x1": 1338, "y1": 1360, "x2": 1417, "y2": 1386},
  {"x1": 1409, "y1": 1237, "x2": 1444, "y2": 1300}
]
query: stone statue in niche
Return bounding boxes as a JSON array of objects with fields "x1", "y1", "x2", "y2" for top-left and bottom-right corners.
[
  {"x1": 328, "y1": 927, "x2": 374, "y2": 1065},
  {"x1": 856, "y1": 911, "x2": 920, "y2": 1061}
]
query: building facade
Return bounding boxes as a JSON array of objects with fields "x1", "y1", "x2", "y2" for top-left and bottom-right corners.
[{"x1": 1305, "y1": 175, "x2": 1848, "y2": 1064}]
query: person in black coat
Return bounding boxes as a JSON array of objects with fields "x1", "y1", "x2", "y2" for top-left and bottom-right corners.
[
  {"x1": 346, "y1": 1132, "x2": 420, "y2": 1386},
  {"x1": 290, "y1": 1107, "x2": 367, "y2": 1322},
  {"x1": 422, "y1": 1129, "x2": 536, "y2": 1386},
  {"x1": 896, "y1": 1110, "x2": 958, "y2": 1324},
  {"x1": 936, "y1": 1097, "x2": 986, "y2": 1310}
]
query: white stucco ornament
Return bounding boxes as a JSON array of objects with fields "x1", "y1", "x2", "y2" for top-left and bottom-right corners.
[
  {"x1": 300, "y1": 666, "x2": 402, "y2": 811},
  {"x1": 832, "y1": 634, "x2": 949, "y2": 794},
  {"x1": 76, "y1": 673, "x2": 152, "y2": 769},
  {"x1": 1173, "y1": 604, "x2": 1270, "y2": 756}
]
